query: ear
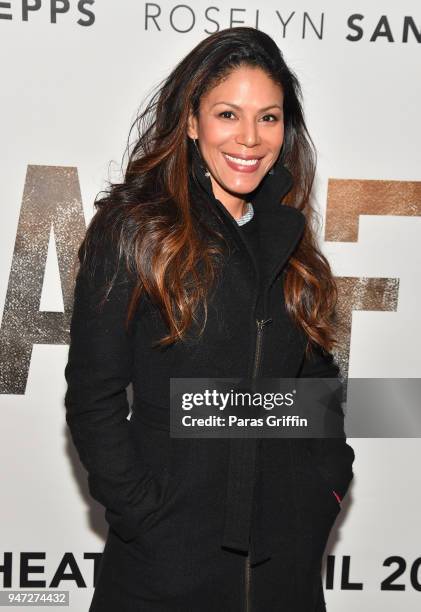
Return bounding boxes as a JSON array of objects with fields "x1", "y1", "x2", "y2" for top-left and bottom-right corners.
[{"x1": 186, "y1": 111, "x2": 198, "y2": 140}]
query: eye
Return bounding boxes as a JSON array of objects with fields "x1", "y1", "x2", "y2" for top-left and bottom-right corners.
[
  {"x1": 218, "y1": 111, "x2": 235, "y2": 119},
  {"x1": 218, "y1": 111, "x2": 281, "y2": 122}
]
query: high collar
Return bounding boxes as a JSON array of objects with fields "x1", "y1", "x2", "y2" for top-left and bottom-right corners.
[{"x1": 188, "y1": 141, "x2": 306, "y2": 317}]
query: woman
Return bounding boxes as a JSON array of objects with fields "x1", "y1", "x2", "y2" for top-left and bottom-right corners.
[{"x1": 64, "y1": 26, "x2": 355, "y2": 611}]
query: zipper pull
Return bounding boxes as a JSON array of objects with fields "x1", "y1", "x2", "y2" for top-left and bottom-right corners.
[{"x1": 257, "y1": 317, "x2": 273, "y2": 328}]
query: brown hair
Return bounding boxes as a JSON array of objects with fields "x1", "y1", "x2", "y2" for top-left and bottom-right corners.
[{"x1": 78, "y1": 26, "x2": 338, "y2": 355}]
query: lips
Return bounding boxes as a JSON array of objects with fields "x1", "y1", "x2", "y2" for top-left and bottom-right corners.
[{"x1": 222, "y1": 153, "x2": 262, "y2": 173}]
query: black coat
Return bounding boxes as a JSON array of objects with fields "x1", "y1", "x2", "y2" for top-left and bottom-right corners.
[{"x1": 64, "y1": 145, "x2": 355, "y2": 611}]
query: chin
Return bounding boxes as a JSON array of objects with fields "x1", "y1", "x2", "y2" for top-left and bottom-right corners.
[{"x1": 223, "y1": 173, "x2": 262, "y2": 189}]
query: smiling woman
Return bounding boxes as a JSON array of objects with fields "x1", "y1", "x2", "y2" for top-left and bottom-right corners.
[{"x1": 64, "y1": 25, "x2": 355, "y2": 612}]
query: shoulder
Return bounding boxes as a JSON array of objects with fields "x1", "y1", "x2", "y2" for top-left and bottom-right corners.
[
  {"x1": 73, "y1": 228, "x2": 137, "y2": 324},
  {"x1": 77, "y1": 203, "x2": 134, "y2": 284}
]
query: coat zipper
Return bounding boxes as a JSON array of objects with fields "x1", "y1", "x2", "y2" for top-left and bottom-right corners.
[
  {"x1": 245, "y1": 553, "x2": 251, "y2": 612},
  {"x1": 251, "y1": 317, "x2": 273, "y2": 379},
  {"x1": 245, "y1": 316, "x2": 273, "y2": 611}
]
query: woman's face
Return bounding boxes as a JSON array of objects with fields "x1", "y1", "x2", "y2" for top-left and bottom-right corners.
[{"x1": 187, "y1": 65, "x2": 284, "y2": 206}]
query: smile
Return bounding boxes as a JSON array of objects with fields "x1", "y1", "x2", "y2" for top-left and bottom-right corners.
[{"x1": 222, "y1": 153, "x2": 262, "y2": 172}]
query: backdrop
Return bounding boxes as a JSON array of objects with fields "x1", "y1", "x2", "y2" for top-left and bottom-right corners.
[{"x1": 1, "y1": 1, "x2": 420, "y2": 610}]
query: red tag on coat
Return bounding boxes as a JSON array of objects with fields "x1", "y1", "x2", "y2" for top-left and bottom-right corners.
[{"x1": 332, "y1": 490, "x2": 342, "y2": 504}]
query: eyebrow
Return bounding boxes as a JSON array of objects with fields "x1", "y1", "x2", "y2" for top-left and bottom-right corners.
[{"x1": 211, "y1": 101, "x2": 283, "y2": 112}]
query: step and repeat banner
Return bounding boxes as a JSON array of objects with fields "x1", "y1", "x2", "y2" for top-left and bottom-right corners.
[{"x1": 1, "y1": 1, "x2": 420, "y2": 610}]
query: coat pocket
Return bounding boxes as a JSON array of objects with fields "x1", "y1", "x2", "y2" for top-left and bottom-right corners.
[
  {"x1": 122, "y1": 413, "x2": 175, "y2": 539},
  {"x1": 135, "y1": 468, "x2": 172, "y2": 533},
  {"x1": 104, "y1": 465, "x2": 172, "y2": 544}
]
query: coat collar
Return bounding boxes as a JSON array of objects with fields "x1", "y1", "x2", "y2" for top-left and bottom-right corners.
[{"x1": 188, "y1": 141, "x2": 306, "y2": 314}]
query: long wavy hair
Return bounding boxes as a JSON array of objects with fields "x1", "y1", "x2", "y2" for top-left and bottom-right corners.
[{"x1": 77, "y1": 26, "x2": 338, "y2": 355}]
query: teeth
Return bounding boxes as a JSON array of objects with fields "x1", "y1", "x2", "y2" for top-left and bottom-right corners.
[{"x1": 224, "y1": 153, "x2": 259, "y2": 166}]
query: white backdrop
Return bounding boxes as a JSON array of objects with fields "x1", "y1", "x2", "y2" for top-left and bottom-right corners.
[{"x1": 1, "y1": 1, "x2": 420, "y2": 610}]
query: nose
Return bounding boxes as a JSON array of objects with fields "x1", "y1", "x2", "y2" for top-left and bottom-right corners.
[{"x1": 235, "y1": 118, "x2": 261, "y2": 148}]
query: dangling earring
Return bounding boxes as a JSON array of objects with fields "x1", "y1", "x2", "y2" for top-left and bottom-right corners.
[{"x1": 193, "y1": 138, "x2": 210, "y2": 177}]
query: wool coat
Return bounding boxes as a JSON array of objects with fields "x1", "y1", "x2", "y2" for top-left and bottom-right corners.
[{"x1": 64, "y1": 144, "x2": 355, "y2": 612}]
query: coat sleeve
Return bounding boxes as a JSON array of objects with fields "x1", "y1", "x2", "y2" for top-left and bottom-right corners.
[
  {"x1": 297, "y1": 343, "x2": 355, "y2": 501},
  {"x1": 64, "y1": 241, "x2": 167, "y2": 542}
]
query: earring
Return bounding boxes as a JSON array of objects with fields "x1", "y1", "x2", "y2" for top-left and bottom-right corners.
[{"x1": 193, "y1": 138, "x2": 210, "y2": 177}]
